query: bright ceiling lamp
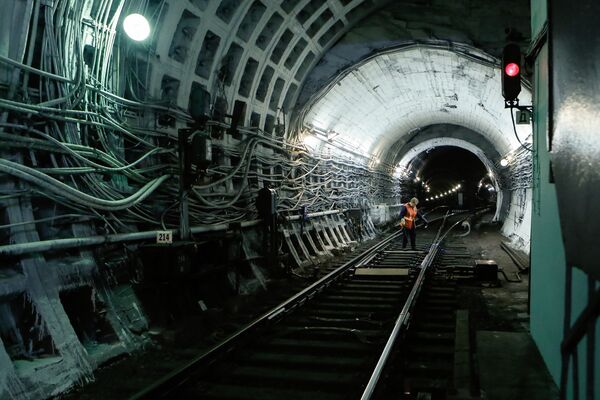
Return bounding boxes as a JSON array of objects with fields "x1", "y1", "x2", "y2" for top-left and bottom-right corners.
[
  {"x1": 302, "y1": 134, "x2": 320, "y2": 149},
  {"x1": 500, "y1": 158, "x2": 509, "y2": 167},
  {"x1": 123, "y1": 13, "x2": 151, "y2": 41}
]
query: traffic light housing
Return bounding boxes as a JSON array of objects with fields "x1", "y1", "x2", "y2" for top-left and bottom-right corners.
[{"x1": 502, "y1": 43, "x2": 522, "y2": 102}]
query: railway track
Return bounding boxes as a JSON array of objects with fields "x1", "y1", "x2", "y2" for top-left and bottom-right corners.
[{"x1": 130, "y1": 212, "x2": 473, "y2": 400}]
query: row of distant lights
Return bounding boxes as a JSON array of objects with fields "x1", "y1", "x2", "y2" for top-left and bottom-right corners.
[
  {"x1": 414, "y1": 177, "x2": 430, "y2": 192},
  {"x1": 425, "y1": 184, "x2": 461, "y2": 201}
]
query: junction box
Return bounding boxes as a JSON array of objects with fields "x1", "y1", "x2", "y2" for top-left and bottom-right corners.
[{"x1": 474, "y1": 259, "x2": 499, "y2": 281}]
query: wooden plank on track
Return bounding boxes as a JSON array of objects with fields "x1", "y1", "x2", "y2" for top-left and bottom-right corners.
[{"x1": 354, "y1": 268, "x2": 409, "y2": 276}]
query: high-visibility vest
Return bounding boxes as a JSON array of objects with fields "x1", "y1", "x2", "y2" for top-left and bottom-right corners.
[{"x1": 404, "y1": 203, "x2": 417, "y2": 229}]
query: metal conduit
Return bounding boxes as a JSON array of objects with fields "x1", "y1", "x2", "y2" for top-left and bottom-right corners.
[{"x1": 0, "y1": 210, "x2": 343, "y2": 256}]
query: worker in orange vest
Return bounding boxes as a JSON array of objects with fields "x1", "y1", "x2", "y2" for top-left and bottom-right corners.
[{"x1": 399, "y1": 197, "x2": 428, "y2": 250}]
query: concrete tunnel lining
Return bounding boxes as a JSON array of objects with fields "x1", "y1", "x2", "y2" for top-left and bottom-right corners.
[
  {"x1": 299, "y1": 45, "x2": 532, "y2": 160},
  {"x1": 396, "y1": 138, "x2": 507, "y2": 222},
  {"x1": 297, "y1": 45, "x2": 533, "y2": 245}
]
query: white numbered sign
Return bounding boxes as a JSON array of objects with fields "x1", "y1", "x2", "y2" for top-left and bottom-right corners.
[{"x1": 156, "y1": 230, "x2": 173, "y2": 244}]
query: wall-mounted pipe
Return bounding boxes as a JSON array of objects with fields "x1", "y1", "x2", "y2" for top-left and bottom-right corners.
[
  {"x1": 285, "y1": 209, "x2": 340, "y2": 221},
  {"x1": 20, "y1": 0, "x2": 40, "y2": 97},
  {"x1": 0, "y1": 210, "x2": 343, "y2": 257},
  {"x1": 0, "y1": 221, "x2": 260, "y2": 257}
]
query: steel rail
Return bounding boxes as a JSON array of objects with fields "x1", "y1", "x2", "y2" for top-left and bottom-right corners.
[
  {"x1": 360, "y1": 213, "x2": 468, "y2": 399},
  {"x1": 130, "y1": 212, "x2": 462, "y2": 399},
  {"x1": 129, "y1": 227, "x2": 407, "y2": 399}
]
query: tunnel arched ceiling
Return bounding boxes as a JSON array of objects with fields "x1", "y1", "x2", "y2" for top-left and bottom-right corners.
[
  {"x1": 296, "y1": 0, "x2": 531, "y2": 109},
  {"x1": 389, "y1": 124, "x2": 502, "y2": 167},
  {"x1": 398, "y1": 137, "x2": 497, "y2": 174},
  {"x1": 300, "y1": 45, "x2": 533, "y2": 160},
  {"x1": 146, "y1": 0, "x2": 391, "y2": 133}
]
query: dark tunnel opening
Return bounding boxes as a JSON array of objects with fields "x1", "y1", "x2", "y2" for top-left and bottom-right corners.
[{"x1": 406, "y1": 146, "x2": 489, "y2": 210}]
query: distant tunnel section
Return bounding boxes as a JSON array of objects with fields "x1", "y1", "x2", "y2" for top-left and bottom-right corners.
[
  {"x1": 398, "y1": 145, "x2": 490, "y2": 210},
  {"x1": 391, "y1": 136, "x2": 533, "y2": 251},
  {"x1": 297, "y1": 44, "x2": 533, "y2": 251}
]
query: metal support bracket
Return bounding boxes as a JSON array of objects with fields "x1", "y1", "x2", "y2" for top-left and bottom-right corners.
[{"x1": 504, "y1": 99, "x2": 534, "y2": 112}]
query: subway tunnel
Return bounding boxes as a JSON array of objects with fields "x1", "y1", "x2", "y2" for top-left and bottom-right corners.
[{"x1": 0, "y1": 0, "x2": 599, "y2": 399}]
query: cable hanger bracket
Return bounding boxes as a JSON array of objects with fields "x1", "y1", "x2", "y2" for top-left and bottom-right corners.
[{"x1": 504, "y1": 99, "x2": 533, "y2": 113}]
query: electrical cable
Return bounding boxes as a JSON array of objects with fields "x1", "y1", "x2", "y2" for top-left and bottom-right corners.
[
  {"x1": 0, "y1": 0, "x2": 408, "y2": 235},
  {"x1": 0, "y1": 158, "x2": 171, "y2": 211},
  {"x1": 0, "y1": 214, "x2": 98, "y2": 231}
]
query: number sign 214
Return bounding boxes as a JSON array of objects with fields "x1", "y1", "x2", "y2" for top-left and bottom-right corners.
[{"x1": 156, "y1": 231, "x2": 173, "y2": 244}]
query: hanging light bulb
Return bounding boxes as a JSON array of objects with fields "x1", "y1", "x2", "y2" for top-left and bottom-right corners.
[
  {"x1": 124, "y1": 14, "x2": 151, "y2": 41},
  {"x1": 303, "y1": 134, "x2": 320, "y2": 149}
]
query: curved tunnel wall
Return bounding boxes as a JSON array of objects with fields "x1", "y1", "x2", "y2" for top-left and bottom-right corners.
[
  {"x1": 145, "y1": 0, "x2": 391, "y2": 134},
  {"x1": 0, "y1": 1, "x2": 534, "y2": 398},
  {"x1": 396, "y1": 138, "x2": 507, "y2": 219},
  {"x1": 300, "y1": 45, "x2": 532, "y2": 158},
  {"x1": 295, "y1": 0, "x2": 531, "y2": 111},
  {"x1": 390, "y1": 124, "x2": 502, "y2": 165},
  {"x1": 299, "y1": 45, "x2": 533, "y2": 248},
  {"x1": 396, "y1": 138, "x2": 532, "y2": 250}
]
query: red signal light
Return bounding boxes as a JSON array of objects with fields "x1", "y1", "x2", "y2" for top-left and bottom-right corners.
[
  {"x1": 505, "y1": 63, "x2": 520, "y2": 77},
  {"x1": 502, "y1": 44, "x2": 521, "y2": 101}
]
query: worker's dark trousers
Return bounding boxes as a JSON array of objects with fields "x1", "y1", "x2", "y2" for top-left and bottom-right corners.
[{"x1": 402, "y1": 227, "x2": 416, "y2": 250}]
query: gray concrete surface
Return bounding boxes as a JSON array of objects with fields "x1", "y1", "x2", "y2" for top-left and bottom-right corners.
[{"x1": 476, "y1": 331, "x2": 559, "y2": 400}]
